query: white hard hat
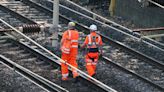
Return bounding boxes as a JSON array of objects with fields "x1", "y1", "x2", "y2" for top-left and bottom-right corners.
[
  {"x1": 89, "y1": 24, "x2": 97, "y2": 31},
  {"x1": 68, "y1": 22, "x2": 76, "y2": 29}
]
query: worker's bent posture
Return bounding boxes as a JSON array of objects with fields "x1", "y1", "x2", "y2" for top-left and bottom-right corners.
[
  {"x1": 81, "y1": 24, "x2": 103, "y2": 77},
  {"x1": 60, "y1": 22, "x2": 79, "y2": 81}
]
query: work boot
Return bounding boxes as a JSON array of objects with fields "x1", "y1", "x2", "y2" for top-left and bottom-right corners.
[{"x1": 62, "y1": 77, "x2": 68, "y2": 81}]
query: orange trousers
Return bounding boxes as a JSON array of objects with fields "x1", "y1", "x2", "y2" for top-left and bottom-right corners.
[
  {"x1": 61, "y1": 48, "x2": 78, "y2": 80},
  {"x1": 85, "y1": 52, "x2": 99, "y2": 76}
]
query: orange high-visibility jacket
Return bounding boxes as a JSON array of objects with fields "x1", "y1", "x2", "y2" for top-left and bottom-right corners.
[
  {"x1": 61, "y1": 29, "x2": 79, "y2": 54},
  {"x1": 83, "y1": 32, "x2": 103, "y2": 52}
]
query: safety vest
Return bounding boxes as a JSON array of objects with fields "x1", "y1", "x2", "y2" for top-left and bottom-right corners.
[
  {"x1": 87, "y1": 34, "x2": 101, "y2": 53},
  {"x1": 61, "y1": 30, "x2": 78, "y2": 54}
]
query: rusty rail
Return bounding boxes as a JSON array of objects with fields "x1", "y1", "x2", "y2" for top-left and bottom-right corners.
[{"x1": 133, "y1": 27, "x2": 164, "y2": 32}]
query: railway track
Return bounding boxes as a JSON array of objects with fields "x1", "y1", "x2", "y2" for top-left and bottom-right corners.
[
  {"x1": 0, "y1": 1, "x2": 117, "y2": 92},
  {"x1": 34, "y1": 0, "x2": 164, "y2": 62},
  {"x1": 0, "y1": 53, "x2": 68, "y2": 92},
  {"x1": 0, "y1": 59, "x2": 47, "y2": 92},
  {"x1": 0, "y1": 28, "x2": 115, "y2": 92},
  {"x1": 25, "y1": 1, "x2": 164, "y2": 90},
  {"x1": 0, "y1": 0, "x2": 161, "y2": 91}
]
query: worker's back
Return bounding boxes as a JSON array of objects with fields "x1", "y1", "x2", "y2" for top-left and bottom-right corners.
[
  {"x1": 69, "y1": 29, "x2": 79, "y2": 56},
  {"x1": 84, "y1": 32, "x2": 102, "y2": 51},
  {"x1": 69, "y1": 30, "x2": 79, "y2": 43}
]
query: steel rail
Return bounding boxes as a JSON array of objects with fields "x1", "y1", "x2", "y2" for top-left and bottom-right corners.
[
  {"x1": 102, "y1": 56, "x2": 164, "y2": 91},
  {"x1": 0, "y1": 61, "x2": 50, "y2": 92},
  {"x1": 3, "y1": 0, "x2": 164, "y2": 51},
  {"x1": 57, "y1": 32, "x2": 164, "y2": 90},
  {"x1": 1, "y1": 0, "x2": 164, "y2": 69},
  {"x1": 28, "y1": 1, "x2": 164, "y2": 89},
  {"x1": 0, "y1": 18, "x2": 117, "y2": 92},
  {"x1": 133, "y1": 27, "x2": 164, "y2": 32},
  {"x1": 0, "y1": 3, "x2": 36, "y2": 24},
  {"x1": 0, "y1": 54, "x2": 68, "y2": 92},
  {"x1": 21, "y1": 0, "x2": 164, "y2": 67},
  {"x1": 58, "y1": 0, "x2": 164, "y2": 49},
  {"x1": 53, "y1": 25, "x2": 164, "y2": 90},
  {"x1": 0, "y1": 3, "x2": 117, "y2": 91},
  {"x1": 59, "y1": 3, "x2": 164, "y2": 67},
  {"x1": 148, "y1": 0, "x2": 164, "y2": 9},
  {"x1": 0, "y1": 0, "x2": 163, "y2": 91},
  {"x1": 143, "y1": 33, "x2": 164, "y2": 38},
  {"x1": 28, "y1": 0, "x2": 164, "y2": 53},
  {"x1": 58, "y1": 27, "x2": 164, "y2": 90},
  {"x1": 44, "y1": 0, "x2": 164, "y2": 51},
  {"x1": 101, "y1": 33, "x2": 164, "y2": 69},
  {"x1": 17, "y1": 0, "x2": 164, "y2": 70}
]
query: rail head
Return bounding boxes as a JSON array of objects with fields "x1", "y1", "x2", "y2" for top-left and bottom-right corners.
[
  {"x1": 102, "y1": 55, "x2": 164, "y2": 91},
  {"x1": 0, "y1": 18, "x2": 117, "y2": 92},
  {"x1": 26, "y1": 0, "x2": 164, "y2": 51},
  {"x1": 133, "y1": 27, "x2": 164, "y2": 32},
  {"x1": 58, "y1": 0, "x2": 164, "y2": 50},
  {"x1": 0, "y1": 54, "x2": 68, "y2": 92},
  {"x1": 148, "y1": 0, "x2": 164, "y2": 9}
]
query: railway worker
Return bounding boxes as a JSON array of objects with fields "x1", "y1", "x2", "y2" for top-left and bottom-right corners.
[
  {"x1": 60, "y1": 22, "x2": 79, "y2": 81},
  {"x1": 81, "y1": 24, "x2": 103, "y2": 77}
]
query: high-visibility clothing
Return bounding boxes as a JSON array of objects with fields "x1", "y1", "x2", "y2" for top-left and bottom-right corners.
[
  {"x1": 83, "y1": 32, "x2": 103, "y2": 49},
  {"x1": 61, "y1": 30, "x2": 79, "y2": 54},
  {"x1": 61, "y1": 29, "x2": 79, "y2": 80},
  {"x1": 83, "y1": 32, "x2": 103, "y2": 76},
  {"x1": 85, "y1": 52, "x2": 99, "y2": 76}
]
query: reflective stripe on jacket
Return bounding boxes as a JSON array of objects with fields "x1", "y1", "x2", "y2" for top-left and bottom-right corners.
[
  {"x1": 61, "y1": 29, "x2": 79, "y2": 54},
  {"x1": 84, "y1": 32, "x2": 102, "y2": 48},
  {"x1": 70, "y1": 30, "x2": 79, "y2": 48},
  {"x1": 87, "y1": 34, "x2": 101, "y2": 48}
]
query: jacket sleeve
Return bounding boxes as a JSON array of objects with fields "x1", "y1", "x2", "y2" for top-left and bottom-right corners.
[
  {"x1": 99, "y1": 36, "x2": 103, "y2": 54},
  {"x1": 61, "y1": 31, "x2": 67, "y2": 46},
  {"x1": 99, "y1": 36, "x2": 103, "y2": 46}
]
